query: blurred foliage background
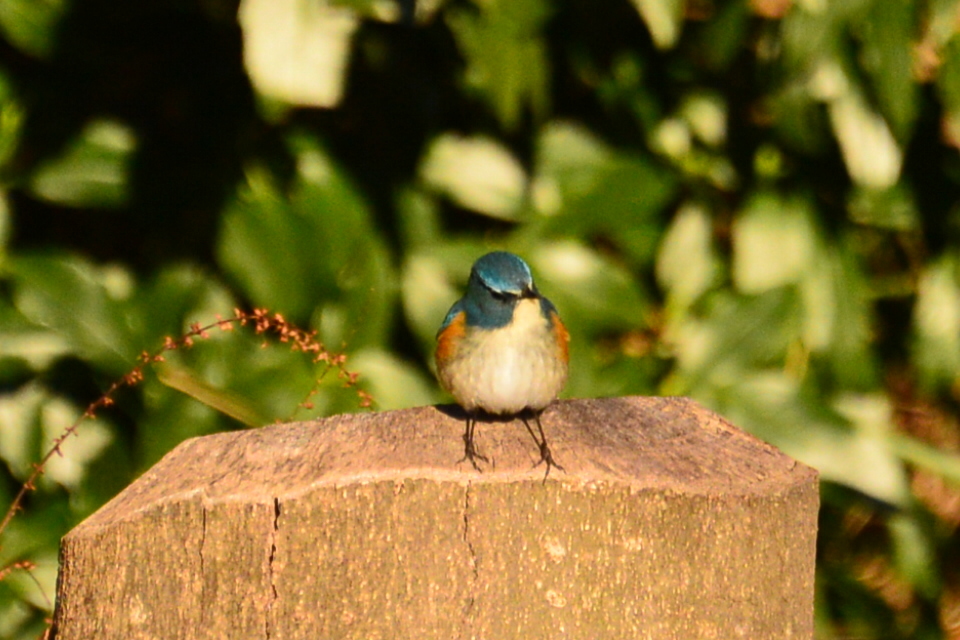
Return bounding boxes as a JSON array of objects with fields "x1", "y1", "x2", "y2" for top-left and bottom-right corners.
[{"x1": 1, "y1": 0, "x2": 960, "y2": 637}]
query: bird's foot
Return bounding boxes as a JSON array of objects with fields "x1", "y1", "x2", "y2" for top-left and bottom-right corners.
[
  {"x1": 459, "y1": 435, "x2": 489, "y2": 472},
  {"x1": 533, "y1": 440, "x2": 565, "y2": 481}
]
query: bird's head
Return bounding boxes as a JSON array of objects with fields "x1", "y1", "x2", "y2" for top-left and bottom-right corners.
[{"x1": 463, "y1": 252, "x2": 539, "y2": 327}]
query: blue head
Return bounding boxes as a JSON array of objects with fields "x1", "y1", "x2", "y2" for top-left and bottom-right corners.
[
  {"x1": 462, "y1": 252, "x2": 537, "y2": 329},
  {"x1": 440, "y1": 251, "x2": 549, "y2": 331},
  {"x1": 470, "y1": 252, "x2": 535, "y2": 298}
]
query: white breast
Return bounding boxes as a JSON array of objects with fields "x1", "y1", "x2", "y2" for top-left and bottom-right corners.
[{"x1": 439, "y1": 299, "x2": 568, "y2": 414}]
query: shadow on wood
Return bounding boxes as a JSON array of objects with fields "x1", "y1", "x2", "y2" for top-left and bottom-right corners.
[{"x1": 51, "y1": 396, "x2": 819, "y2": 639}]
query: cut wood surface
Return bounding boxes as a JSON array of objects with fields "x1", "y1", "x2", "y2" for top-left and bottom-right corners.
[{"x1": 52, "y1": 396, "x2": 819, "y2": 640}]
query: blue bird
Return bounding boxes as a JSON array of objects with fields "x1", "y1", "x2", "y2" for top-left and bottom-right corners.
[{"x1": 435, "y1": 251, "x2": 569, "y2": 474}]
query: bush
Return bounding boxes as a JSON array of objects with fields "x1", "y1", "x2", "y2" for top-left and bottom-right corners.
[{"x1": 1, "y1": 0, "x2": 959, "y2": 637}]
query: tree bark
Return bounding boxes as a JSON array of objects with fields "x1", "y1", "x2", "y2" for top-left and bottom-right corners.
[{"x1": 52, "y1": 396, "x2": 819, "y2": 639}]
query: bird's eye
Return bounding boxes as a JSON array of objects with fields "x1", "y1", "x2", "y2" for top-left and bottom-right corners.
[{"x1": 487, "y1": 286, "x2": 516, "y2": 302}]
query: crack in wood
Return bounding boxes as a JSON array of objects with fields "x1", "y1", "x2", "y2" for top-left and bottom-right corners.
[
  {"x1": 458, "y1": 483, "x2": 478, "y2": 639},
  {"x1": 265, "y1": 497, "x2": 280, "y2": 639}
]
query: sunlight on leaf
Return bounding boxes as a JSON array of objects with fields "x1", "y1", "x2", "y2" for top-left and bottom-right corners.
[
  {"x1": 29, "y1": 119, "x2": 135, "y2": 208},
  {"x1": 680, "y1": 92, "x2": 727, "y2": 147},
  {"x1": 348, "y1": 348, "x2": 438, "y2": 410},
  {"x1": 532, "y1": 241, "x2": 647, "y2": 331},
  {"x1": 913, "y1": 254, "x2": 960, "y2": 390},
  {"x1": 533, "y1": 122, "x2": 612, "y2": 214},
  {"x1": 421, "y1": 134, "x2": 526, "y2": 219},
  {"x1": 10, "y1": 254, "x2": 138, "y2": 371},
  {"x1": 656, "y1": 202, "x2": 719, "y2": 312},
  {"x1": 0, "y1": 383, "x2": 43, "y2": 478},
  {"x1": 239, "y1": 0, "x2": 357, "y2": 108},
  {"x1": 810, "y1": 60, "x2": 903, "y2": 189},
  {"x1": 710, "y1": 374, "x2": 910, "y2": 507},
  {"x1": 534, "y1": 122, "x2": 677, "y2": 261},
  {"x1": 891, "y1": 433, "x2": 960, "y2": 487},
  {"x1": 219, "y1": 137, "x2": 393, "y2": 347},
  {"x1": 156, "y1": 363, "x2": 269, "y2": 427},
  {"x1": 733, "y1": 191, "x2": 817, "y2": 293},
  {"x1": 40, "y1": 396, "x2": 112, "y2": 490},
  {"x1": 0, "y1": 383, "x2": 111, "y2": 489},
  {"x1": 832, "y1": 393, "x2": 910, "y2": 505},
  {"x1": 401, "y1": 252, "x2": 459, "y2": 348},
  {"x1": 629, "y1": 0, "x2": 683, "y2": 49}
]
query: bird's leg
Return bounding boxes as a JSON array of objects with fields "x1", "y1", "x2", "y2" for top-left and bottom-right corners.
[
  {"x1": 459, "y1": 413, "x2": 489, "y2": 471},
  {"x1": 522, "y1": 411, "x2": 565, "y2": 480}
]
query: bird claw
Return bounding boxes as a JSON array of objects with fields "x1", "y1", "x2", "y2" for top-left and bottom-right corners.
[
  {"x1": 533, "y1": 441, "x2": 565, "y2": 481},
  {"x1": 459, "y1": 430, "x2": 489, "y2": 472},
  {"x1": 520, "y1": 413, "x2": 564, "y2": 482}
]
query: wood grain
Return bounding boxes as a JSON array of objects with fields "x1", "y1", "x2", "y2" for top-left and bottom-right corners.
[{"x1": 52, "y1": 396, "x2": 819, "y2": 639}]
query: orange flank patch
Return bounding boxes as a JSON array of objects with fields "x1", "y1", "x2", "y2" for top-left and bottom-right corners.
[
  {"x1": 435, "y1": 311, "x2": 467, "y2": 366},
  {"x1": 552, "y1": 312, "x2": 570, "y2": 364}
]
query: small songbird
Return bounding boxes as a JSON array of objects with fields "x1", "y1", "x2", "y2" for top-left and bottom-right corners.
[{"x1": 435, "y1": 251, "x2": 570, "y2": 475}]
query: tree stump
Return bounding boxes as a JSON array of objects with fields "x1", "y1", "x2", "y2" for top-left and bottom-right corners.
[{"x1": 51, "y1": 396, "x2": 819, "y2": 639}]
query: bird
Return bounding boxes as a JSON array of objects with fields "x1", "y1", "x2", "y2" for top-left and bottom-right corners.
[{"x1": 435, "y1": 251, "x2": 570, "y2": 476}]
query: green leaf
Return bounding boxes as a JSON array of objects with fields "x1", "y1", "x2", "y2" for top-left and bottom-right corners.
[
  {"x1": 349, "y1": 348, "x2": 439, "y2": 410},
  {"x1": 679, "y1": 92, "x2": 727, "y2": 148},
  {"x1": 239, "y1": 0, "x2": 356, "y2": 108},
  {"x1": 800, "y1": 238, "x2": 878, "y2": 389},
  {"x1": 664, "y1": 287, "x2": 803, "y2": 396},
  {"x1": 656, "y1": 202, "x2": 720, "y2": 313},
  {"x1": 830, "y1": 393, "x2": 910, "y2": 505},
  {"x1": 0, "y1": 298, "x2": 71, "y2": 370},
  {"x1": 825, "y1": 65, "x2": 903, "y2": 189},
  {"x1": 733, "y1": 191, "x2": 818, "y2": 293},
  {"x1": 767, "y1": 83, "x2": 832, "y2": 158},
  {"x1": 888, "y1": 512, "x2": 939, "y2": 598},
  {"x1": 218, "y1": 137, "x2": 395, "y2": 347},
  {"x1": 137, "y1": 379, "x2": 224, "y2": 470},
  {"x1": 219, "y1": 167, "x2": 331, "y2": 319},
  {"x1": 10, "y1": 254, "x2": 139, "y2": 372},
  {"x1": 780, "y1": 3, "x2": 841, "y2": 73},
  {"x1": 694, "y1": 0, "x2": 750, "y2": 71},
  {"x1": 891, "y1": 433, "x2": 960, "y2": 488},
  {"x1": 0, "y1": 383, "x2": 112, "y2": 489},
  {"x1": 936, "y1": 36, "x2": 960, "y2": 143},
  {"x1": 132, "y1": 264, "x2": 236, "y2": 345},
  {"x1": 912, "y1": 254, "x2": 960, "y2": 391},
  {"x1": 37, "y1": 394, "x2": 112, "y2": 491},
  {"x1": 396, "y1": 187, "x2": 442, "y2": 250},
  {"x1": 705, "y1": 376, "x2": 910, "y2": 506},
  {"x1": 628, "y1": 0, "x2": 683, "y2": 49},
  {"x1": 535, "y1": 122, "x2": 677, "y2": 264},
  {"x1": 0, "y1": 382, "x2": 44, "y2": 479},
  {"x1": 0, "y1": 0, "x2": 65, "y2": 58},
  {"x1": 155, "y1": 363, "x2": 269, "y2": 428},
  {"x1": 420, "y1": 134, "x2": 526, "y2": 220},
  {"x1": 28, "y1": 120, "x2": 135, "y2": 208},
  {"x1": 846, "y1": 184, "x2": 918, "y2": 232},
  {"x1": 852, "y1": 0, "x2": 918, "y2": 141},
  {"x1": 531, "y1": 240, "x2": 649, "y2": 332},
  {"x1": 401, "y1": 251, "x2": 461, "y2": 350},
  {"x1": 447, "y1": 0, "x2": 551, "y2": 130}
]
